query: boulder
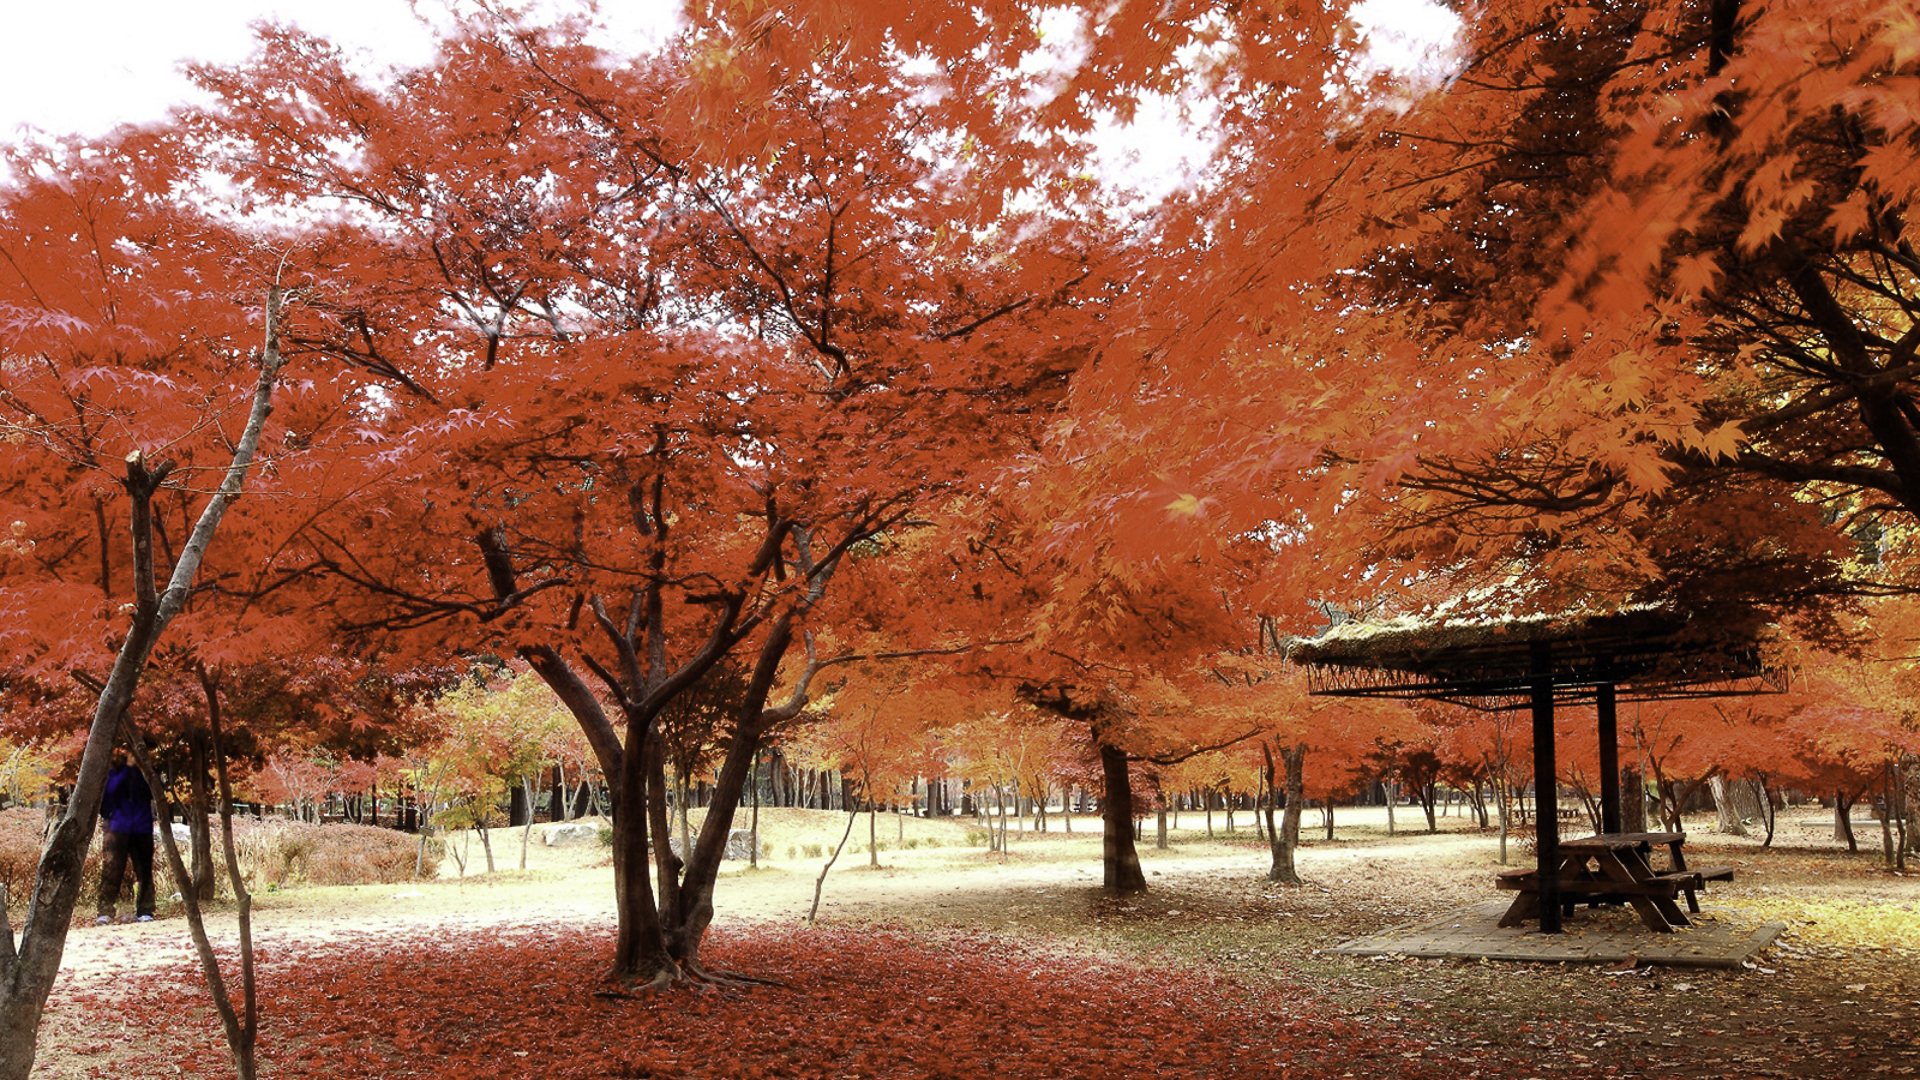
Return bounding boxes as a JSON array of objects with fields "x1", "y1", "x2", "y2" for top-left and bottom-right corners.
[
  {"x1": 667, "y1": 828, "x2": 756, "y2": 861},
  {"x1": 724, "y1": 828, "x2": 755, "y2": 861},
  {"x1": 542, "y1": 822, "x2": 601, "y2": 847}
]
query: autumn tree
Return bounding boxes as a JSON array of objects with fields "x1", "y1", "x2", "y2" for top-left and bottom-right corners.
[
  {"x1": 0, "y1": 130, "x2": 292, "y2": 1080},
  {"x1": 179, "y1": 11, "x2": 1108, "y2": 989},
  {"x1": 1309, "y1": 2, "x2": 1918, "y2": 626},
  {"x1": 428, "y1": 666, "x2": 567, "y2": 872}
]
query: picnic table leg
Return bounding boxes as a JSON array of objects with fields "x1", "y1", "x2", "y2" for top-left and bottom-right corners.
[
  {"x1": 1499, "y1": 891, "x2": 1541, "y2": 928},
  {"x1": 1633, "y1": 894, "x2": 1686, "y2": 931},
  {"x1": 1595, "y1": 850, "x2": 1688, "y2": 931},
  {"x1": 1679, "y1": 874, "x2": 1702, "y2": 914}
]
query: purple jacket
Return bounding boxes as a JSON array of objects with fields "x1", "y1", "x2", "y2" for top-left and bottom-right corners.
[{"x1": 101, "y1": 764, "x2": 153, "y2": 836}]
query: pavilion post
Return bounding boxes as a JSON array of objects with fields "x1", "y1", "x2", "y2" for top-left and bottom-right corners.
[
  {"x1": 1530, "y1": 643, "x2": 1561, "y2": 933},
  {"x1": 1598, "y1": 681, "x2": 1622, "y2": 834}
]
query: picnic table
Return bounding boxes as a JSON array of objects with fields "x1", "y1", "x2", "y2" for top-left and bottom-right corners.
[{"x1": 1495, "y1": 831, "x2": 1735, "y2": 933}]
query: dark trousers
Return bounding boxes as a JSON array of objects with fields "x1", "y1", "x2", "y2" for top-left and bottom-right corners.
[{"x1": 99, "y1": 829, "x2": 156, "y2": 918}]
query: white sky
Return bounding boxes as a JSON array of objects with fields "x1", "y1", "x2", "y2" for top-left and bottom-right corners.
[
  {"x1": 7, "y1": 1, "x2": 1457, "y2": 140},
  {"x1": 1, "y1": 0, "x2": 678, "y2": 139},
  {"x1": 2, "y1": 0, "x2": 1455, "y2": 207}
]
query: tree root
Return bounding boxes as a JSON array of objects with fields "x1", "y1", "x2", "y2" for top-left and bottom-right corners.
[
  {"x1": 594, "y1": 959, "x2": 788, "y2": 998},
  {"x1": 678, "y1": 957, "x2": 790, "y2": 990}
]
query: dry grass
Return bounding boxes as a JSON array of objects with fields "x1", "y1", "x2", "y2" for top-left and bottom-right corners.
[
  {"x1": 0, "y1": 807, "x2": 437, "y2": 912},
  {"x1": 230, "y1": 816, "x2": 438, "y2": 888}
]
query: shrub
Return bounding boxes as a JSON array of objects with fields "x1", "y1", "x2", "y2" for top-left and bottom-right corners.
[
  {"x1": 2, "y1": 809, "x2": 433, "y2": 909},
  {"x1": 963, "y1": 827, "x2": 991, "y2": 847},
  {"x1": 761, "y1": 840, "x2": 775, "y2": 859},
  {"x1": 801, "y1": 843, "x2": 825, "y2": 859},
  {"x1": 233, "y1": 818, "x2": 310, "y2": 889},
  {"x1": 231, "y1": 818, "x2": 436, "y2": 888},
  {"x1": 303, "y1": 822, "x2": 432, "y2": 885},
  {"x1": 0, "y1": 807, "x2": 50, "y2": 899},
  {"x1": 2, "y1": 807, "x2": 188, "y2": 911},
  {"x1": 598, "y1": 824, "x2": 614, "y2": 848}
]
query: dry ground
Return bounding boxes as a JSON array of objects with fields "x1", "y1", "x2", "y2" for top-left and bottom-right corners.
[{"x1": 33, "y1": 803, "x2": 1920, "y2": 1079}]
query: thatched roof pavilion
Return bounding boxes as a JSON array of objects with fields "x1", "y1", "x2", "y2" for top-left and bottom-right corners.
[
  {"x1": 1290, "y1": 603, "x2": 1788, "y2": 933},
  {"x1": 1292, "y1": 604, "x2": 1788, "y2": 710}
]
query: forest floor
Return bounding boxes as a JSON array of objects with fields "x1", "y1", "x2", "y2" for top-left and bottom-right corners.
[{"x1": 32, "y1": 803, "x2": 1920, "y2": 1079}]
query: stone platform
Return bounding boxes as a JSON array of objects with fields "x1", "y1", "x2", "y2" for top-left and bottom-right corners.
[{"x1": 1321, "y1": 899, "x2": 1785, "y2": 969}]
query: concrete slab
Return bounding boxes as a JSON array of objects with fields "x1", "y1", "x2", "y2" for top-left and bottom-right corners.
[{"x1": 1321, "y1": 899, "x2": 1786, "y2": 969}]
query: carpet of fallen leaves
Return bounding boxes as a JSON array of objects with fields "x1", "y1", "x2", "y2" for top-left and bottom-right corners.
[
  {"x1": 68, "y1": 923, "x2": 1559, "y2": 1080},
  {"x1": 36, "y1": 809, "x2": 1920, "y2": 1080}
]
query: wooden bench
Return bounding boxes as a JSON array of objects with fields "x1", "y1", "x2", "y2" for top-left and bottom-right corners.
[
  {"x1": 1496, "y1": 865, "x2": 1695, "y2": 929},
  {"x1": 1670, "y1": 864, "x2": 1735, "y2": 912}
]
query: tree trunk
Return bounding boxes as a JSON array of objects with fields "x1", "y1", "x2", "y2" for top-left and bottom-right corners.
[
  {"x1": 665, "y1": 702, "x2": 770, "y2": 972},
  {"x1": 0, "y1": 306, "x2": 283, "y2": 1080},
  {"x1": 1493, "y1": 769, "x2": 1511, "y2": 866},
  {"x1": 476, "y1": 820, "x2": 495, "y2": 873},
  {"x1": 1709, "y1": 775, "x2": 1763, "y2": 837},
  {"x1": 519, "y1": 776, "x2": 536, "y2": 870},
  {"x1": 1881, "y1": 760, "x2": 1896, "y2": 868},
  {"x1": 126, "y1": 716, "x2": 259, "y2": 1080},
  {"x1": 808, "y1": 798, "x2": 861, "y2": 923},
  {"x1": 1835, "y1": 790, "x2": 1859, "y2": 852},
  {"x1": 1621, "y1": 766, "x2": 1648, "y2": 832},
  {"x1": 647, "y1": 732, "x2": 681, "y2": 941},
  {"x1": 1264, "y1": 741, "x2": 1307, "y2": 885},
  {"x1": 1155, "y1": 803, "x2": 1169, "y2": 850},
  {"x1": 508, "y1": 782, "x2": 528, "y2": 828},
  {"x1": 1099, "y1": 742, "x2": 1146, "y2": 895},
  {"x1": 186, "y1": 728, "x2": 217, "y2": 902},
  {"x1": 748, "y1": 756, "x2": 760, "y2": 870}
]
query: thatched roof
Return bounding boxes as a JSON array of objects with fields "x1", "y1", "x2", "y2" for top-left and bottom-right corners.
[{"x1": 1289, "y1": 603, "x2": 1787, "y2": 711}]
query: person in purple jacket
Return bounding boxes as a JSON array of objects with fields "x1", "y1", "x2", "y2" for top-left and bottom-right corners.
[{"x1": 96, "y1": 747, "x2": 156, "y2": 924}]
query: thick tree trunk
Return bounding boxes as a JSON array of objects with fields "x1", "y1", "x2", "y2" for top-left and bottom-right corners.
[
  {"x1": 648, "y1": 734, "x2": 681, "y2": 936},
  {"x1": 608, "y1": 799, "x2": 678, "y2": 987},
  {"x1": 667, "y1": 709, "x2": 767, "y2": 970},
  {"x1": 1621, "y1": 767, "x2": 1648, "y2": 832},
  {"x1": 1711, "y1": 775, "x2": 1766, "y2": 836},
  {"x1": 1099, "y1": 742, "x2": 1146, "y2": 895}
]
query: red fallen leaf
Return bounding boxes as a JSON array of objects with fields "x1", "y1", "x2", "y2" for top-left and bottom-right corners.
[{"x1": 80, "y1": 923, "x2": 1498, "y2": 1080}]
